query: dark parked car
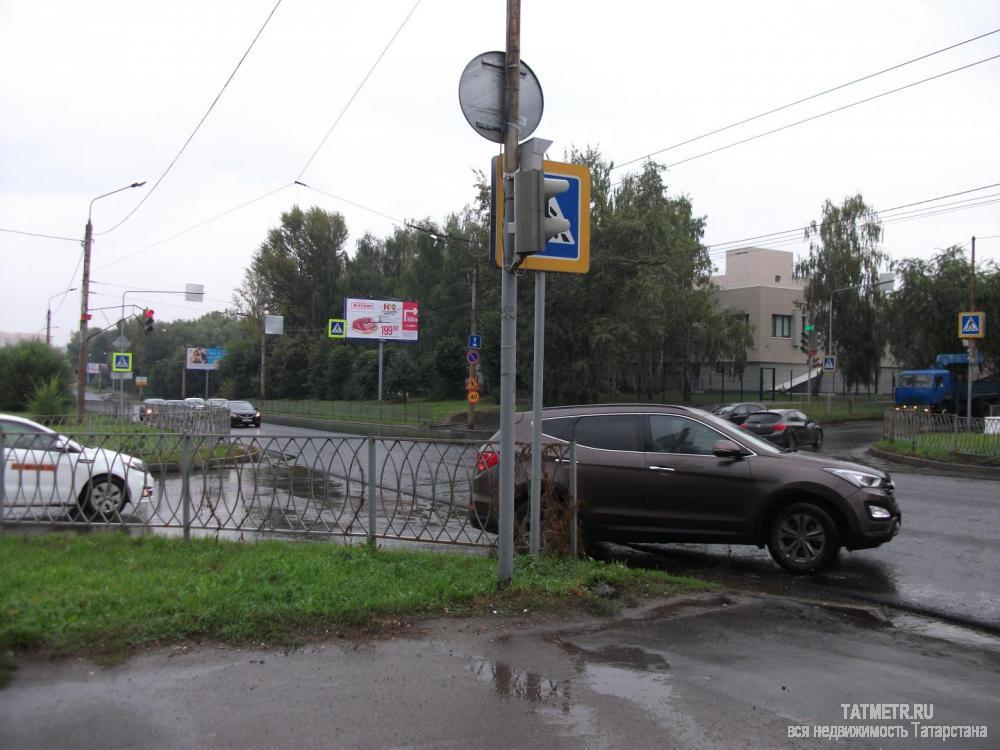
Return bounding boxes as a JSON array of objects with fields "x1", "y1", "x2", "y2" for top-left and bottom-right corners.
[
  {"x1": 741, "y1": 409, "x2": 823, "y2": 451},
  {"x1": 711, "y1": 401, "x2": 766, "y2": 425},
  {"x1": 469, "y1": 404, "x2": 899, "y2": 573},
  {"x1": 229, "y1": 400, "x2": 261, "y2": 428}
]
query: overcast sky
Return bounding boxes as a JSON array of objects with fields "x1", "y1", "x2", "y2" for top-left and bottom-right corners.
[{"x1": 2, "y1": 0, "x2": 999, "y2": 346}]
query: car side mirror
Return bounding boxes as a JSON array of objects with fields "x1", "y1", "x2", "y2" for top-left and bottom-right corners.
[
  {"x1": 713, "y1": 439, "x2": 748, "y2": 459},
  {"x1": 56, "y1": 437, "x2": 83, "y2": 454}
]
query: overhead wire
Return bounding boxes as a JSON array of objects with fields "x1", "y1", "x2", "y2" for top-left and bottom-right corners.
[
  {"x1": 613, "y1": 27, "x2": 1000, "y2": 171},
  {"x1": 613, "y1": 53, "x2": 1000, "y2": 187},
  {"x1": 95, "y1": 0, "x2": 285, "y2": 236},
  {"x1": 295, "y1": 0, "x2": 423, "y2": 181}
]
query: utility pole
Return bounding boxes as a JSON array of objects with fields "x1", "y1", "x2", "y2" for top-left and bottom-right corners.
[
  {"x1": 497, "y1": 0, "x2": 521, "y2": 585},
  {"x1": 467, "y1": 263, "x2": 479, "y2": 429},
  {"x1": 76, "y1": 219, "x2": 94, "y2": 424},
  {"x1": 967, "y1": 236, "x2": 976, "y2": 417}
]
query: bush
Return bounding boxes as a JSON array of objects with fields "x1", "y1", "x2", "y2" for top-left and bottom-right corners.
[
  {"x1": 0, "y1": 342, "x2": 72, "y2": 411},
  {"x1": 28, "y1": 374, "x2": 70, "y2": 418}
]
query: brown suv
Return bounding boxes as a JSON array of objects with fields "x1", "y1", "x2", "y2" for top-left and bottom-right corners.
[{"x1": 469, "y1": 404, "x2": 901, "y2": 573}]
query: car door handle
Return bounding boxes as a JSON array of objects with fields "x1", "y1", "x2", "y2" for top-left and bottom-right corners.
[{"x1": 648, "y1": 465, "x2": 676, "y2": 473}]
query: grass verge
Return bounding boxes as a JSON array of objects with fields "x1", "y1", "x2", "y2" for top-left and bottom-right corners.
[
  {"x1": 0, "y1": 533, "x2": 709, "y2": 680},
  {"x1": 874, "y1": 438, "x2": 1000, "y2": 467}
]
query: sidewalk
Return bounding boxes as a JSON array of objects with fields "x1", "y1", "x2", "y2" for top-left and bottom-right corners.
[{"x1": 2, "y1": 593, "x2": 996, "y2": 749}]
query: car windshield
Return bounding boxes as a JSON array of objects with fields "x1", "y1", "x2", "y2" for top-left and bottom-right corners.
[
  {"x1": 713, "y1": 405, "x2": 734, "y2": 415},
  {"x1": 230, "y1": 401, "x2": 254, "y2": 410},
  {"x1": 898, "y1": 373, "x2": 933, "y2": 388},
  {"x1": 746, "y1": 413, "x2": 782, "y2": 424},
  {"x1": 696, "y1": 411, "x2": 783, "y2": 454}
]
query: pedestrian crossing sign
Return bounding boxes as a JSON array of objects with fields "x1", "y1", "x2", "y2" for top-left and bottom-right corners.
[
  {"x1": 112, "y1": 352, "x2": 133, "y2": 372},
  {"x1": 958, "y1": 312, "x2": 985, "y2": 339},
  {"x1": 328, "y1": 319, "x2": 347, "y2": 339},
  {"x1": 822, "y1": 355, "x2": 836, "y2": 373}
]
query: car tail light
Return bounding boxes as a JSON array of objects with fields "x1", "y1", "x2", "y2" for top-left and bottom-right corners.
[
  {"x1": 476, "y1": 450, "x2": 499, "y2": 472},
  {"x1": 739, "y1": 423, "x2": 749, "y2": 429},
  {"x1": 771, "y1": 423, "x2": 786, "y2": 431}
]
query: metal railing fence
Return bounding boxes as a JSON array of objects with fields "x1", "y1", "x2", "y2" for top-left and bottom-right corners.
[
  {"x1": 883, "y1": 410, "x2": 1000, "y2": 458},
  {"x1": 1, "y1": 429, "x2": 579, "y2": 554},
  {"x1": 260, "y1": 399, "x2": 435, "y2": 427}
]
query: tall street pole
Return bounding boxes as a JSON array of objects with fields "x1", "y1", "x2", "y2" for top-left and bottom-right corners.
[
  {"x1": 498, "y1": 0, "x2": 521, "y2": 586},
  {"x1": 967, "y1": 236, "x2": 976, "y2": 417},
  {"x1": 75, "y1": 181, "x2": 146, "y2": 424},
  {"x1": 467, "y1": 263, "x2": 479, "y2": 430},
  {"x1": 76, "y1": 219, "x2": 94, "y2": 424}
]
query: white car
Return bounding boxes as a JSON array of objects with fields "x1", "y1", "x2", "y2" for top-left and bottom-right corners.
[{"x1": 1, "y1": 414, "x2": 152, "y2": 519}]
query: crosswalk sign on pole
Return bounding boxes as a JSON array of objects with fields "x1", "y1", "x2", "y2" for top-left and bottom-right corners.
[
  {"x1": 958, "y1": 312, "x2": 985, "y2": 339},
  {"x1": 328, "y1": 319, "x2": 347, "y2": 339},
  {"x1": 112, "y1": 352, "x2": 133, "y2": 373},
  {"x1": 822, "y1": 355, "x2": 837, "y2": 373}
]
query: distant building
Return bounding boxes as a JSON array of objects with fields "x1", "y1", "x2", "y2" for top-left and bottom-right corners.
[
  {"x1": 0, "y1": 331, "x2": 44, "y2": 347},
  {"x1": 709, "y1": 248, "x2": 895, "y2": 397}
]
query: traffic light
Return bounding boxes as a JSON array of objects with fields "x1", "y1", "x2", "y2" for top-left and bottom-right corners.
[
  {"x1": 799, "y1": 329, "x2": 809, "y2": 354},
  {"x1": 513, "y1": 169, "x2": 570, "y2": 255},
  {"x1": 143, "y1": 308, "x2": 155, "y2": 333}
]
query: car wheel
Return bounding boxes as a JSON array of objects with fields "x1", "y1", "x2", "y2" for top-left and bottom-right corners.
[
  {"x1": 786, "y1": 432, "x2": 797, "y2": 451},
  {"x1": 813, "y1": 430, "x2": 824, "y2": 451},
  {"x1": 767, "y1": 502, "x2": 840, "y2": 574},
  {"x1": 80, "y1": 475, "x2": 128, "y2": 519}
]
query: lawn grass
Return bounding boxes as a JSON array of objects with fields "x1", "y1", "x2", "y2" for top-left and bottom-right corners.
[
  {"x1": 0, "y1": 533, "x2": 709, "y2": 674},
  {"x1": 874, "y1": 437, "x2": 1000, "y2": 467}
]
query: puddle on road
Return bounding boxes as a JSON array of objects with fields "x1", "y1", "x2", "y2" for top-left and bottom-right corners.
[
  {"x1": 469, "y1": 658, "x2": 573, "y2": 713},
  {"x1": 557, "y1": 641, "x2": 671, "y2": 671}
]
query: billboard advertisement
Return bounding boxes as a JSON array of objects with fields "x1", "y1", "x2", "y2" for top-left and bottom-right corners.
[
  {"x1": 345, "y1": 298, "x2": 419, "y2": 342},
  {"x1": 186, "y1": 347, "x2": 226, "y2": 370}
]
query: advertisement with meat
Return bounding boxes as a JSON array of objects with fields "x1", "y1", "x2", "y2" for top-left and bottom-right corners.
[{"x1": 345, "y1": 298, "x2": 419, "y2": 342}]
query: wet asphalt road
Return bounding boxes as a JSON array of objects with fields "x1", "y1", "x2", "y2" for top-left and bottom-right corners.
[
  {"x1": 254, "y1": 418, "x2": 1000, "y2": 631},
  {"x1": 3, "y1": 595, "x2": 997, "y2": 749},
  {"x1": 600, "y1": 420, "x2": 1000, "y2": 632}
]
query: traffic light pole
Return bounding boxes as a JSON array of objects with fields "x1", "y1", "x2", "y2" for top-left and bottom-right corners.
[{"x1": 497, "y1": 0, "x2": 521, "y2": 586}]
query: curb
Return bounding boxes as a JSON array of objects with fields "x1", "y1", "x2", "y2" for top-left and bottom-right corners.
[
  {"x1": 867, "y1": 446, "x2": 1000, "y2": 479},
  {"x1": 265, "y1": 413, "x2": 496, "y2": 441}
]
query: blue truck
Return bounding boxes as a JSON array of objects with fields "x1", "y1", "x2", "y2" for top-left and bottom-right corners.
[{"x1": 894, "y1": 353, "x2": 1000, "y2": 416}]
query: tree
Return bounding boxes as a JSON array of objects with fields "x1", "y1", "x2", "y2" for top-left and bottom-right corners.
[
  {"x1": 796, "y1": 194, "x2": 889, "y2": 391},
  {"x1": 0, "y1": 341, "x2": 72, "y2": 411},
  {"x1": 886, "y1": 248, "x2": 1000, "y2": 372}
]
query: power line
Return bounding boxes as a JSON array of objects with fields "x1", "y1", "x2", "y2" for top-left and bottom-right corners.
[
  {"x1": 0, "y1": 227, "x2": 79, "y2": 242},
  {"x1": 613, "y1": 52, "x2": 1000, "y2": 187},
  {"x1": 705, "y1": 182, "x2": 1000, "y2": 253},
  {"x1": 614, "y1": 27, "x2": 1000, "y2": 171},
  {"x1": 97, "y1": 183, "x2": 293, "y2": 270},
  {"x1": 296, "y1": 0, "x2": 423, "y2": 181},
  {"x1": 96, "y1": 0, "x2": 285, "y2": 236}
]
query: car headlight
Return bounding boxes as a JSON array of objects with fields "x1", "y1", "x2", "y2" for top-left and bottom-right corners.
[{"x1": 824, "y1": 467, "x2": 883, "y2": 488}]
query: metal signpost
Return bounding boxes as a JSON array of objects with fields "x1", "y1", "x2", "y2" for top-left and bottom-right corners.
[{"x1": 958, "y1": 311, "x2": 985, "y2": 416}]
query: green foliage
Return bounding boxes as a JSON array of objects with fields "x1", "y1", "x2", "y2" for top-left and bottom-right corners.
[
  {"x1": 0, "y1": 534, "x2": 708, "y2": 657},
  {"x1": 0, "y1": 341, "x2": 72, "y2": 411},
  {"x1": 796, "y1": 194, "x2": 889, "y2": 390},
  {"x1": 27, "y1": 374, "x2": 70, "y2": 417},
  {"x1": 884, "y1": 248, "x2": 999, "y2": 374}
]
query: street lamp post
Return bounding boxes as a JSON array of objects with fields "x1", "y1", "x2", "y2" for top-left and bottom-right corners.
[
  {"x1": 75, "y1": 181, "x2": 145, "y2": 424},
  {"x1": 46, "y1": 287, "x2": 76, "y2": 346}
]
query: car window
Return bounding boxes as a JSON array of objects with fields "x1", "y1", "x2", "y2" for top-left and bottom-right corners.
[
  {"x1": 746, "y1": 412, "x2": 782, "y2": 425},
  {"x1": 573, "y1": 415, "x2": 641, "y2": 452},
  {"x1": 647, "y1": 415, "x2": 724, "y2": 456},
  {"x1": 541, "y1": 417, "x2": 576, "y2": 441},
  {"x1": 790, "y1": 411, "x2": 808, "y2": 422},
  {"x1": 0, "y1": 421, "x2": 60, "y2": 451}
]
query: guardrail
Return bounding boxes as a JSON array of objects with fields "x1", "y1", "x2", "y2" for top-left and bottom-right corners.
[
  {"x1": 261, "y1": 399, "x2": 435, "y2": 427},
  {"x1": 883, "y1": 410, "x2": 1000, "y2": 458},
  {"x1": 1, "y1": 430, "x2": 578, "y2": 553}
]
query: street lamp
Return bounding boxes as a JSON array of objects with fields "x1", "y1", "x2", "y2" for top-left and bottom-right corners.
[
  {"x1": 46, "y1": 287, "x2": 77, "y2": 346},
  {"x1": 76, "y1": 181, "x2": 146, "y2": 423}
]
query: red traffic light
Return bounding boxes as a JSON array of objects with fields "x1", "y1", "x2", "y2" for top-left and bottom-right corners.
[{"x1": 144, "y1": 308, "x2": 155, "y2": 319}]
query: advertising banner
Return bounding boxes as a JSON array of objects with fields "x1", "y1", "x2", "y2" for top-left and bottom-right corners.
[
  {"x1": 186, "y1": 347, "x2": 226, "y2": 370},
  {"x1": 345, "y1": 298, "x2": 419, "y2": 342}
]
